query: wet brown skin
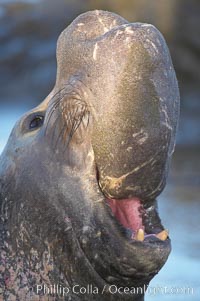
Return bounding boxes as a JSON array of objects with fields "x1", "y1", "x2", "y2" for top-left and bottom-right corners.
[{"x1": 0, "y1": 10, "x2": 179, "y2": 301}]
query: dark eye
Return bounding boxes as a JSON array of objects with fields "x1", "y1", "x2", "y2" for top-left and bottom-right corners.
[{"x1": 29, "y1": 115, "x2": 44, "y2": 130}]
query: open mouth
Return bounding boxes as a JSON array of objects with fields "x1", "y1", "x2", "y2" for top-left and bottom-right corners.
[
  {"x1": 106, "y1": 197, "x2": 168, "y2": 243},
  {"x1": 95, "y1": 165, "x2": 169, "y2": 245}
]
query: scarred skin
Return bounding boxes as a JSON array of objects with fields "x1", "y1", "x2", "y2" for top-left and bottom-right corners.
[{"x1": 0, "y1": 10, "x2": 179, "y2": 301}]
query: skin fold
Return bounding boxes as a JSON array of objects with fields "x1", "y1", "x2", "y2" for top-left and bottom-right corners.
[{"x1": 0, "y1": 10, "x2": 179, "y2": 301}]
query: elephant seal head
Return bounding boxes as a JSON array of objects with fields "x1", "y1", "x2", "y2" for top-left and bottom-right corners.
[{"x1": 0, "y1": 10, "x2": 179, "y2": 301}]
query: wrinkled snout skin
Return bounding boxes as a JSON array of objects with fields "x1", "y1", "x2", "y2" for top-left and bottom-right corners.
[{"x1": 0, "y1": 10, "x2": 179, "y2": 301}]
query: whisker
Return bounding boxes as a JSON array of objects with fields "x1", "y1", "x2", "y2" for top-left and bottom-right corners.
[
  {"x1": 45, "y1": 87, "x2": 66, "y2": 112},
  {"x1": 45, "y1": 84, "x2": 92, "y2": 153},
  {"x1": 69, "y1": 104, "x2": 80, "y2": 133},
  {"x1": 48, "y1": 87, "x2": 66, "y2": 106},
  {"x1": 71, "y1": 114, "x2": 84, "y2": 136},
  {"x1": 45, "y1": 88, "x2": 78, "y2": 135},
  {"x1": 53, "y1": 122, "x2": 68, "y2": 151},
  {"x1": 86, "y1": 111, "x2": 90, "y2": 128},
  {"x1": 45, "y1": 94, "x2": 71, "y2": 135},
  {"x1": 51, "y1": 114, "x2": 62, "y2": 145},
  {"x1": 44, "y1": 101, "x2": 60, "y2": 136}
]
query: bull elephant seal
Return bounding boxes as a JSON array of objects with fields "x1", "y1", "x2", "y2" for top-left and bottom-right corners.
[{"x1": 0, "y1": 10, "x2": 179, "y2": 301}]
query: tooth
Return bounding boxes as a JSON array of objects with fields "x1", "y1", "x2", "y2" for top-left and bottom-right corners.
[
  {"x1": 135, "y1": 229, "x2": 145, "y2": 241},
  {"x1": 156, "y1": 230, "x2": 169, "y2": 241}
]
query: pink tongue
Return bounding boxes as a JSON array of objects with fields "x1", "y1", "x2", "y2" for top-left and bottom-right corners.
[{"x1": 106, "y1": 198, "x2": 144, "y2": 231}]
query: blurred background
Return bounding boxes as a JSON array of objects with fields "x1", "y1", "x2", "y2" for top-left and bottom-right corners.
[{"x1": 0, "y1": 0, "x2": 199, "y2": 300}]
